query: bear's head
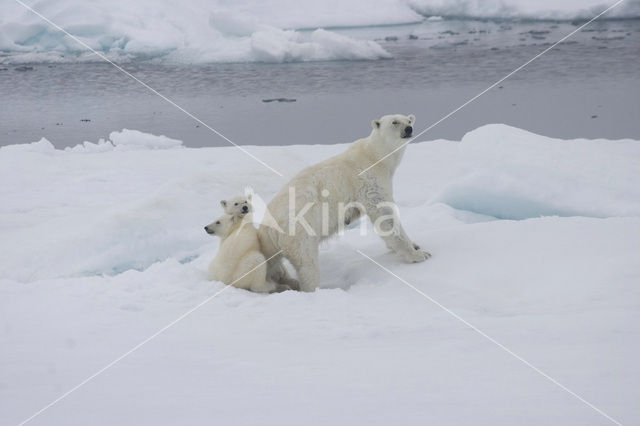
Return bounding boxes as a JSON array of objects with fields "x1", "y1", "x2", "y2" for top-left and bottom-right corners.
[
  {"x1": 204, "y1": 214, "x2": 239, "y2": 238},
  {"x1": 371, "y1": 114, "x2": 415, "y2": 143},
  {"x1": 220, "y1": 194, "x2": 252, "y2": 217}
]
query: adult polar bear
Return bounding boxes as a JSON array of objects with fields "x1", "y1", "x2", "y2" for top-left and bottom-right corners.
[{"x1": 258, "y1": 114, "x2": 430, "y2": 292}]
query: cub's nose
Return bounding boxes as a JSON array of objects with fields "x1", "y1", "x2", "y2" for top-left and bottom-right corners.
[
  {"x1": 242, "y1": 205, "x2": 249, "y2": 213},
  {"x1": 405, "y1": 126, "x2": 413, "y2": 136},
  {"x1": 204, "y1": 226, "x2": 211, "y2": 233}
]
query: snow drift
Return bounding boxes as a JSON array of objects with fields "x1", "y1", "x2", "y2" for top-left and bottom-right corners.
[{"x1": 435, "y1": 124, "x2": 640, "y2": 219}]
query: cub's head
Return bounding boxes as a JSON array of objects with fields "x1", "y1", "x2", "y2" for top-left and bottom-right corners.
[
  {"x1": 220, "y1": 194, "x2": 252, "y2": 217},
  {"x1": 371, "y1": 114, "x2": 415, "y2": 142},
  {"x1": 204, "y1": 214, "x2": 238, "y2": 239}
]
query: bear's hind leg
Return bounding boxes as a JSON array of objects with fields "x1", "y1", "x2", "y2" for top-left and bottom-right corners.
[
  {"x1": 287, "y1": 242, "x2": 319, "y2": 292},
  {"x1": 232, "y1": 251, "x2": 269, "y2": 291},
  {"x1": 266, "y1": 258, "x2": 300, "y2": 291},
  {"x1": 249, "y1": 280, "x2": 277, "y2": 294}
]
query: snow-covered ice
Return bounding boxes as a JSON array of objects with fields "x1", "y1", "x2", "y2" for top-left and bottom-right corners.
[
  {"x1": 1, "y1": 0, "x2": 639, "y2": 64},
  {"x1": 0, "y1": 0, "x2": 401, "y2": 64},
  {"x1": 1, "y1": 124, "x2": 639, "y2": 424}
]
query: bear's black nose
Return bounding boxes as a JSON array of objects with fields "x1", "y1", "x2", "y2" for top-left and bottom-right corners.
[
  {"x1": 242, "y1": 205, "x2": 248, "y2": 213},
  {"x1": 204, "y1": 226, "x2": 210, "y2": 233},
  {"x1": 405, "y1": 126, "x2": 413, "y2": 135}
]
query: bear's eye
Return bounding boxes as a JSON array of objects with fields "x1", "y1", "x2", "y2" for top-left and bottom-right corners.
[
  {"x1": 234, "y1": 202, "x2": 238, "y2": 206},
  {"x1": 392, "y1": 120, "x2": 399, "y2": 125},
  {"x1": 216, "y1": 221, "x2": 220, "y2": 224}
]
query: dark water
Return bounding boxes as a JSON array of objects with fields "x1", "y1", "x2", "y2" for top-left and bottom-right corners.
[{"x1": 1, "y1": 18, "x2": 639, "y2": 148}]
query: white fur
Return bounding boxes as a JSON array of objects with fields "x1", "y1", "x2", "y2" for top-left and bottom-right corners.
[
  {"x1": 258, "y1": 114, "x2": 430, "y2": 292},
  {"x1": 205, "y1": 213, "x2": 277, "y2": 293},
  {"x1": 221, "y1": 194, "x2": 252, "y2": 216}
]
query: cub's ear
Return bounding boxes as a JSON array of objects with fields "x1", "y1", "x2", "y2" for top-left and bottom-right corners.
[
  {"x1": 246, "y1": 193, "x2": 252, "y2": 201},
  {"x1": 371, "y1": 119, "x2": 381, "y2": 130},
  {"x1": 408, "y1": 114, "x2": 415, "y2": 124},
  {"x1": 220, "y1": 200, "x2": 227, "y2": 208}
]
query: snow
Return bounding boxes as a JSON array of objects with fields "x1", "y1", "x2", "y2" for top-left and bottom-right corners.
[
  {"x1": 249, "y1": 28, "x2": 390, "y2": 63},
  {"x1": 410, "y1": 0, "x2": 640, "y2": 21},
  {"x1": 0, "y1": 137, "x2": 55, "y2": 153},
  {"x1": 435, "y1": 124, "x2": 640, "y2": 219},
  {"x1": 64, "y1": 129, "x2": 184, "y2": 153},
  {"x1": 0, "y1": 0, "x2": 398, "y2": 64},
  {"x1": 2, "y1": 0, "x2": 639, "y2": 64},
  {"x1": 1, "y1": 124, "x2": 639, "y2": 424}
]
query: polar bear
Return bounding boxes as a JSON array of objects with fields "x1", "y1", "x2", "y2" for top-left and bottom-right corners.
[
  {"x1": 258, "y1": 113, "x2": 430, "y2": 292},
  {"x1": 205, "y1": 212, "x2": 278, "y2": 293},
  {"x1": 221, "y1": 194, "x2": 252, "y2": 216}
]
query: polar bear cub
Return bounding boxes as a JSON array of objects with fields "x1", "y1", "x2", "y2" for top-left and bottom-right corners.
[
  {"x1": 220, "y1": 194, "x2": 252, "y2": 216},
  {"x1": 205, "y1": 209, "x2": 277, "y2": 294}
]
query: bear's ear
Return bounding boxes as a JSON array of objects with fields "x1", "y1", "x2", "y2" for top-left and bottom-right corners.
[
  {"x1": 246, "y1": 193, "x2": 252, "y2": 201},
  {"x1": 371, "y1": 119, "x2": 381, "y2": 130},
  {"x1": 220, "y1": 200, "x2": 227, "y2": 208},
  {"x1": 408, "y1": 114, "x2": 415, "y2": 125}
]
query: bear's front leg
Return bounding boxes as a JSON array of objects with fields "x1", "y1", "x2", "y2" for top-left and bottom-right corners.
[
  {"x1": 397, "y1": 223, "x2": 430, "y2": 262},
  {"x1": 366, "y1": 202, "x2": 430, "y2": 263}
]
